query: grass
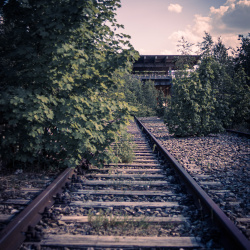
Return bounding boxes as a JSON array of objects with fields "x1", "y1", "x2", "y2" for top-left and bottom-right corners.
[
  {"x1": 87, "y1": 208, "x2": 150, "y2": 235},
  {"x1": 107, "y1": 178, "x2": 154, "y2": 190},
  {"x1": 113, "y1": 131, "x2": 136, "y2": 163},
  {"x1": 86, "y1": 208, "x2": 182, "y2": 237}
]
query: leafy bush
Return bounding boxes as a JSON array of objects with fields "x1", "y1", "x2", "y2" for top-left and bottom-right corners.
[{"x1": 0, "y1": 0, "x2": 139, "y2": 169}]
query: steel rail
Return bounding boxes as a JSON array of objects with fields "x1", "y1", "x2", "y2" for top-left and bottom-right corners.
[
  {"x1": 135, "y1": 116, "x2": 250, "y2": 250},
  {"x1": 0, "y1": 167, "x2": 74, "y2": 250},
  {"x1": 226, "y1": 129, "x2": 250, "y2": 139}
]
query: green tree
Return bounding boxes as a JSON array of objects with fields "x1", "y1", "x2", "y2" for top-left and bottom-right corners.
[
  {"x1": 117, "y1": 74, "x2": 143, "y2": 113},
  {"x1": 232, "y1": 33, "x2": 250, "y2": 129},
  {"x1": 166, "y1": 32, "x2": 250, "y2": 136},
  {"x1": 211, "y1": 35, "x2": 250, "y2": 130},
  {"x1": 166, "y1": 34, "x2": 228, "y2": 136},
  {"x1": 165, "y1": 69, "x2": 200, "y2": 136},
  {"x1": 207, "y1": 38, "x2": 234, "y2": 128},
  {"x1": 156, "y1": 89, "x2": 167, "y2": 117},
  {"x1": 213, "y1": 37, "x2": 231, "y2": 66},
  {"x1": 235, "y1": 33, "x2": 250, "y2": 81},
  {"x1": 141, "y1": 80, "x2": 158, "y2": 116},
  {"x1": 196, "y1": 57, "x2": 225, "y2": 134},
  {"x1": 0, "y1": 0, "x2": 138, "y2": 169},
  {"x1": 198, "y1": 32, "x2": 214, "y2": 57},
  {"x1": 118, "y1": 74, "x2": 158, "y2": 117},
  {"x1": 175, "y1": 36, "x2": 197, "y2": 70},
  {"x1": 166, "y1": 59, "x2": 225, "y2": 137},
  {"x1": 230, "y1": 67, "x2": 250, "y2": 129}
]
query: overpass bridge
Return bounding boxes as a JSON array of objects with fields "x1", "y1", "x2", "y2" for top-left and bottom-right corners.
[{"x1": 132, "y1": 55, "x2": 199, "y2": 95}]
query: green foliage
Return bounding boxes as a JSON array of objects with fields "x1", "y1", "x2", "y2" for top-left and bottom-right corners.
[
  {"x1": 198, "y1": 32, "x2": 214, "y2": 57},
  {"x1": 156, "y1": 89, "x2": 167, "y2": 117},
  {"x1": 235, "y1": 33, "x2": 250, "y2": 81},
  {"x1": 177, "y1": 36, "x2": 195, "y2": 55},
  {"x1": 0, "y1": 0, "x2": 139, "y2": 169},
  {"x1": 87, "y1": 208, "x2": 150, "y2": 234},
  {"x1": 175, "y1": 36, "x2": 197, "y2": 70},
  {"x1": 141, "y1": 80, "x2": 159, "y2": 116},
  {"x1": 230, "y1": 67, "x2": 250, "y2": 128},
  {"x1": 232, "y1": 33, "x2": 250, "y2": 129},
  {"x1": 166, "y1": 32, "x2": 250, "y2": 136},
  {"x1": 118, "y1": 74, "x2": 158, "y2": 117},
  {"x1": 113, "y1": 130, "x2": 136, "y2": 163},
  {"x1": 165, "y1": 73, "x2": 196, "y2": 137},
  {"x1": 165, "y1": 67, "x2": 221, "y2": 137},
  {"x1": 166, "y1": 58, "x2": 228, "y2": 136}
]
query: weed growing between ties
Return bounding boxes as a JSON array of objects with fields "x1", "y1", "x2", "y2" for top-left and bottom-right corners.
[
  {"x1": 113, "y1": 131, "x2": 136, "y2": 163},
  {"x1": 87, "y1": 208, "x2": 179, "y2": 236},
  {"x1": 87, "y1": 208, "x2": 150, "y2": 236}
]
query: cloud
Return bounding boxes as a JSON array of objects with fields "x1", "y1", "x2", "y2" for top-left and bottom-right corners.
[
  {"x1": 168, "y1": 14, "x2": 212, "y2": 54},
  {"x1": 167, "y1": 0, "x2": 249, "y2": 53},
  {"x1": 168, "y1": 4, "x2": 183, "y2": 13},
  {"x1": 218, "y1": 0, "x2": 250, "y2": 31},
  {"x1": 238, "y1": 0, "x2": 250, "y2": 6},
  {"x1": 210, "y1": 6, "x2": 229, "y2": 16},
  {"x1": 209, "y1": 0, "x2": 250, "y2": 33}
]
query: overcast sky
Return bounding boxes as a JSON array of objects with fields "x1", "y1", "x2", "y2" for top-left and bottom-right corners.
[{"x1": 115, "y1": 0, "x2": 250, "y2": 55}]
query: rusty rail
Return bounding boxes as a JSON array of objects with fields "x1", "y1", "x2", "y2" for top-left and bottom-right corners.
[
  {"x1": 226, "y1": 129, "x2": 250, "y2": 139},
  {"x1": 135, "y1": 116, "x2": 250, "y2": 250},
  {"x1": 0, "y1": 167, "x2": 74, "y2": 250}
]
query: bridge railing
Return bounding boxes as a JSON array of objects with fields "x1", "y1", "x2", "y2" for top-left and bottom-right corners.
[{"x1": 133, "y1": 74, "x2": 174, "y2": 80}]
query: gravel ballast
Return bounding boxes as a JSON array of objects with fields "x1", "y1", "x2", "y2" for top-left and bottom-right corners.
[{"x1": 139, "y1": 116, "x2": 250, "y2": 240}]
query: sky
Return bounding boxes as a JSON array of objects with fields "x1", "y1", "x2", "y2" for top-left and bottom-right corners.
[{"x1": 115, "y1": 0, "x2": 250, "y2": 55}]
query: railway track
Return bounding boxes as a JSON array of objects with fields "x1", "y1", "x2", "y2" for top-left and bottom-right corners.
[
  {"x1": 0, "y1": 171, "x2": 61, "y2": 232},
  {"x1": 0, "y1": 118, "x2": 249, "y2": 249},
  {"x1": 0, "y1": 168, "x2": 74, "y2": 250},
  {"x1": 136, "y1": 117, "x2": 250, "y2": 249}
]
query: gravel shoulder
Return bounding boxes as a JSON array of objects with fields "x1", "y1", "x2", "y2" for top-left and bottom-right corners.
[{"x1": 139, "y1": 116, "x2": 250, "y2": 240}]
